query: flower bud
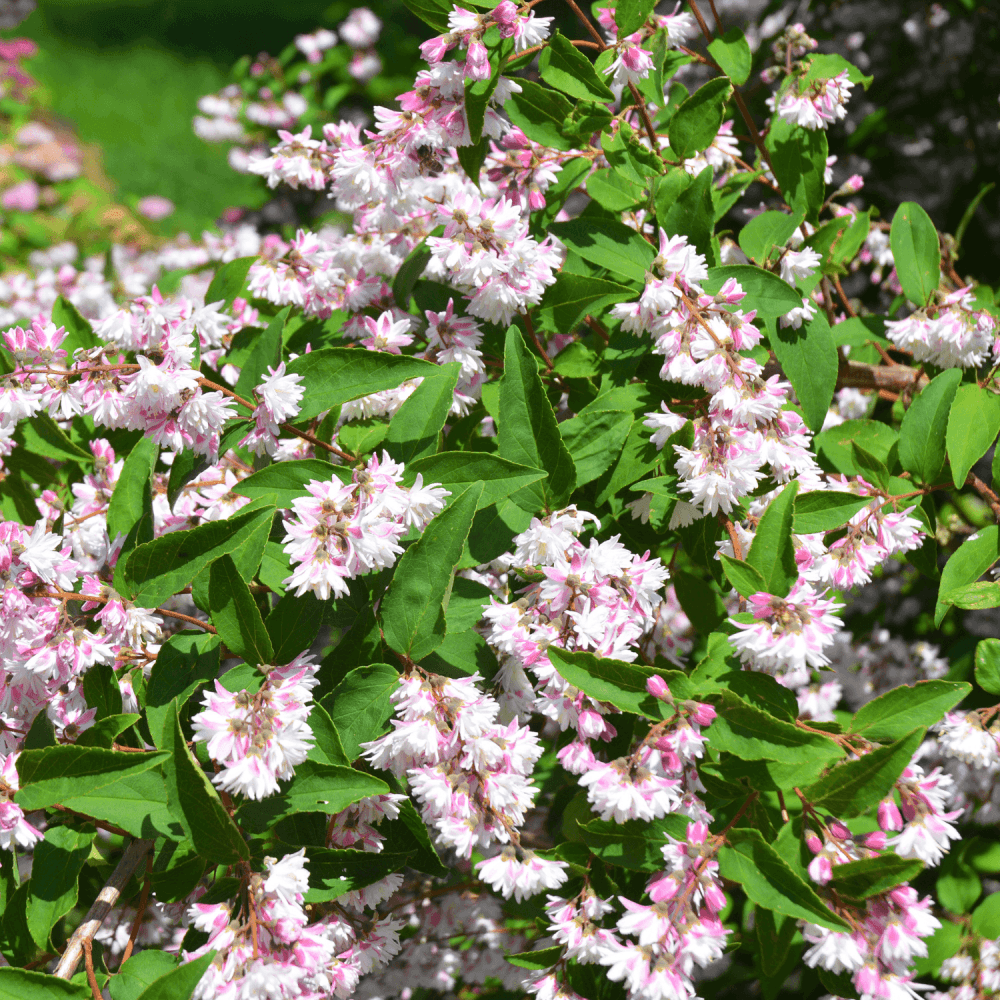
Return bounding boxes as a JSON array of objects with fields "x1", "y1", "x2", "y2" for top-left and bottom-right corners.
[{"x1": 646, "y1": 674, "x2": 671, "y2": 701}]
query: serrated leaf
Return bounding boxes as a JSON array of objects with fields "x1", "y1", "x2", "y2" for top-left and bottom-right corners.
[
  {"x1": 802, "y1": 728, "x2": 926, "y2": 816},
  {"x1": 898, "y1": 368, "x2": 963, "y2": 483},
  {"x1": 385, "y1": 362, "x2": 460, "y2": 463},
  {"x1": 26, "y1": 826, "x2": 94, "y2": 950},
  {"x1": 106, "y1": 436, "x2": 158, "y2": 542},
  {"x1": 133, "y1": 951, "x2": 215, "y2": 1000},
  {"x1": 829, "y1": 856, "x2": 924, "y2": 900},
  {"x1": 497, "y1": 325, "x2": 576, "y2": 510},
  {"x1": 285, "y1": 348, "x2": 438, "y2": 423},
  {"x1": 720, "y1": 554, "x2": 767, "y2": 598},
  {"x1": 539, "y1": 32, "x2": 614, "y2": 102},
  {"x1": 122, "y1": 504, "x2": 275, "y2": 608},
  {"x1": 381, "y1": 482, "x2": 483, "y2": 661},
  {"x1": 791, "y1": 491, "x2": 873, "y2": 534},
  {"x1": 558, "y1": 409, "x2": 632, "y2": 488},
  {"x1": 719, "y1": 828, "x2": 850, "y2": 930},
  {"x1": 850, "y1": 680, "x2": 971, "y2": 741},
  {"x1": 504, "y1": 78, "x2": 575, "y2": 151},
  {"x1": 890, "y1": 201, "x2": 940, "y2": 306},
  {"x1": 975, "y1": 638, "x2": 1000, "y2": 695},
  {"x1": 947, "y1": 383, "x2": 1000, "y2": 489},
  {"x1": 549, "y1": 217, "x2": 655, "y2": 283},
  {"x1": 537, "y1": 271, "x2": 637, "y2": 334},
  {"x1": 770, "y1": 312, "x2": 837, "y2": 431},
  {"x1": 580, "y1": 815, "x2": 688, "y2": 870},
  {"x1": 668, "y1": 77, "x2": 732, "y2": 161},
  {"x1": 707, "y1": 28, "x2": 752, "y2": 85},
  {"x1": 936, "y1": 525, "x2": 1000, "y2": 625},
  {"x1": 548, "y1": 646, "x2": 667, "y2": 718},
  {"x1": 321, "y1": 663, "x2": 398, "y2": 761},
  {"x1": 746, "y1": 482, "x2": 799, "y2": 596},
  {"x1": 0, "y1": 969, "x2": 91, "y2": 999},
  {"x1": 209, "y1": 553, "x2": 273, "y2": 665},
  {"x1": 160, "y1": 702, "x2": 248, "y2": 866},
  {"x1": 505, "y1": 945, "x2": 564, "y2": 971},
  {"x1": 703, "y1": 266, "x2": 802, "y2": 321},
  {"x1": 941, "y1": 580, "x2": 1000, "y2": 610},
  {"x1": 765, "y1": 117, "x2": 828, "y2": 223}
]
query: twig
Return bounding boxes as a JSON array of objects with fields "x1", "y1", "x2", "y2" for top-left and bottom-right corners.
[
  {"x1": 627, "y1": 82, "x2": 662, "y2": 153},
  {"x1": 119, "y1": 852, "x2": 154, "y2": 966},
  {"x1": 835, "y1": 359, "x2": 929, "y2": 394},
  {"x1": 564, "y1": 0, "x2": 606, "y2": 48},
  {"x1": 47, "y1": 589, "x2": 218, "y2": 634},
  {"x1": 967, "y1": 472, "x2": 1000, "y2": 523},
  {"x1": 54, "y1": 838, "x2": 155, "y2": 979},
  {"x1": 832, "y1": 275, "x2": 857, "y2": 318},
  {"x1": 522, "y1": 311, "x2": 554, "y2": 370},
  {"x1": 83, "y1": 940, "x2": 101, "y2": 1000}
]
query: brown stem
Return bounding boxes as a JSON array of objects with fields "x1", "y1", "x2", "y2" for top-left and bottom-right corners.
[
  {"x1": 54, "y1": 839, "x2": 155, "y2": 979},
  {"x1": 564, "y1": 0, "x2": 606, "y2": 49},
  {"x1": 719, "y1": 790, "x2": 760, "y2": 838},
  {"x1": 835, "y1": 359, "x2": 929, "y2": 394},
  {"x1": 967, "y1": 472, "x2": 1000, "y2": 523},
  {"x1": 719, "y1": 515, "x2": 743, "y2": 561},
  {"x1": 522, "y1": 310, "x2": 554, "y2": 370},
  {"x1": 627, "y1": 81, "x2": 662, "y2": 153},
  {"x1": 119, "y1": 852, "x2": 154, "y2": 966},
  {"x1": 832, "y1": 275, "x2": 857, "y2": 318},
  {"x1": 46, "y1": 588, "x2": 218, "y2": 634},
  {"x1": 515, "y1": 38, "x2": 600, "y2": 61},
  {"x1": 584, "y1": 316, "x2": 610, "y2": 345},
  {"x1": 83, "y1": 940, "x2": 102, "y2": 1000}
]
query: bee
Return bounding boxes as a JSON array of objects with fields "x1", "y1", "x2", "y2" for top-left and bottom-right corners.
[{"x1": 415, "y1": 144, "x2": 443, "y2": 176}]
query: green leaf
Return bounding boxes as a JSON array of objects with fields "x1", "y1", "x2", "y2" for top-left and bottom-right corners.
[
  {"x1": 580, "y1": 815, "x2": 689, "y2": 871},
  {"x1": 160, "y1": 702, "x2": 249, "y2": 866},
  {"x1": 559, "y1": 410, "x2": 633, "y2": 488},
  {"x1": 707, "y1": 28, "x2": 752, "y2": 85},
  {"x1": 106, "y1": 436, "x2": 158, "y2": 542},
  {"x1": 537, "y1": 272, "x2": 637, "y2": 334},
  {"x1": 791, "y1": 491, "x2": 874, "y2": 534},
  {"x1": 765, "y1": 117, "x2": 828, "y2": 223},
  {"x1": 109, "y1": 952, "x2": 179, "y2": 1000},
  {"x1": 890, "y1": 201, "x2": 940, "y2": 306},
  {"x1": 286, "y1": 348, "x2": 438, "y2": 423},
  {"x1": 936, "y1": 525, "x2": 1000, "y2": 625},
  {"x1": 549, "y1": 217, "x2": 655, "y2": 283},
  {"x1": 548, "y1": 646, "x2": 666, "y2": 718},
  {"x1": 52, "y1": 295, "x2": 98, "y2": 355},
  {"x1": 850, "y1": 680, "x2": 972, "y2": 741},
  {"x1": 385, "y1": 362, "x2": 461, "y2": 463},
  {"x1": 406, "y1": 452, "x2": 547, "y2": 512},
  {"x1": 703, "y1": 266, "x2": 802, "y2": 321},
  {"x1": 658, "y1": 165, "x2": 715, "y2": 260},
  {"x1": 122, "y1": 504, "x2": 275, "y2": 608},
  {"x1": 265, "y1": 592, "x2": 325, "y2": 665},
  {"x1": 814, "y1": 419, "x2": 899, "y2": 475},
  {"x1": 718, "y1": 828, "x2": 851, "y2": 930},
  {"x1": 304, "y1": 848, "x2": 412, "y2": 903},
  {"x1": 667, "y1": 77, "x2": 732, "y2": 161},
  {"x1": 238, "y1": 760, "x2": 389, "y2": 831},
  {"x1": 941, "y1": 581, "x2": 1000, "y2": 610},
  {"x1": 802, "y1": 728, "x2": 926, "y2": 816},
  {"x1": 972, "y1": 894, "x2": 1000, "y2": 937},
  {"x1": 76, "y1": 713, "x2": 141, "y2": 749},
  {"x1": 26, "y1": 826, "x2": 94, "y2": 949},
  {"x1": 504, "y1": 78, "x2": 575, "y2": 151},
  {"x1": 321, "y1": 663, "x2": 398, "y2": 761},
  {"x1": 232, "y1": 308, "x2": 288, "y2": 405},
  {"x1": 708, "y1": 689, "x2": 844, "y2": 764},
  {"x1": 769, "y1": 312, "x2": 838, "y2": 431},
  {"x1": 828, "y1": 855, "x2": 925, "y2": 899},
  {"x1": 937, "y1": 851, "x2": 981, "y2": 914},
  {"x1": 306, "y1": 702, "x2": 350, "y2": 767},
  {"x1": 898, "y1": 368, "x2": 963, "y2": 483},
  {"x1": 947, "y1": 383, "x2": 1000, "y2": 489},
  {"x1": 738, "y1": 210, "x2": 802, "y2": 266},
  {"x1": 802, "y1": 52, "x2": 873, "y2": 89},
  {"x1": 381, "y1": 482, "x2": 483, "y2": 661},
  {"x1": 391, "y1": 233, "x2": 435, "y2": 308},
  {"x1": 975, "y1": 638, "x2": 1000, "y2": 695},
  {"x1": 720, "y1": 554, "x2": 767, "y2": 598},
  {"x1": 851, "y1": 441, "x2": 890, "y2": 491},
  {"x1": 234, "y1": 458, "x2": 346, "y2": 508},
  {"x1": 15, "y1": 746, "x2": 176, "y2": 839},
  {"x1": 613, "y1": 0, "x2": 656, "y2": 35},
  {"x1": 401, "y1": 0, "x2": 450, "y2": 30},
  {"x1": 0, "y1": 969, "x2": 91, "y2": 999},
  {"x1": 209, "y1": 553, "x2": 273, "y2": 665},
  {"x1": 746, "y1": 481, "x2": 799, "y2": 597},
  {"x1": 133, "y1": 952, "x2": 216, "y2": 1000},
  {"x1": 18, "y1": 411, "x2": 92, "y2": 462},
  {"x1": 145, "y1": 631, "x2": 221, "y2": 738},
  {"x1": 497, "y1": 325, "x2": 576, "y2": 510},
  {"x1": 505, "y1": 945, "x2": 564, "y2": 971},
  {"x1": 205, "y1": 256, "x2": 255, "y2": 311},
  {"x1": 539, "y1": 32, "x2": 614, "y2": 102},
  {"x1": 586, "y1": 168, "x2": 647, "y2": 212}
]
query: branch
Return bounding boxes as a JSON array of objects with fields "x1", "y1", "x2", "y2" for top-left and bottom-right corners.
[
  {"x1": 53, "y1": 838, "x2": 155, "y2": 980},
  {"x1": 835, "y1": 359, "x2": 928, "y2": 394},
  {"x1": 967, "y1": 473, "x2": 1000, "y2": 523}
]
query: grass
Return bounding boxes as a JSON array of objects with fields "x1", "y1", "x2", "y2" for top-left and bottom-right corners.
[{"x1": 7, "y1": 8, "x2": 271, "y2": 237}]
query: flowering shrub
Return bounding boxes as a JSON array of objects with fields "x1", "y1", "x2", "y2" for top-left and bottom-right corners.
[{"x1": 1, "y1": 3, "x2": 1000, "y2": 1000}]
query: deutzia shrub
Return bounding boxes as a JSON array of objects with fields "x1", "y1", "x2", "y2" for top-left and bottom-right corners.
[{"x1": 1, "y1": 4, "x2": 1000, "y2": 1000}]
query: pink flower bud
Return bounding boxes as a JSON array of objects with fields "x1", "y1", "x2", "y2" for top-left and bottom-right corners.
[
  {"x1": 828, "y1": 820, "x2": 852, "y2": 840},
  {"x1": 646, "y1": 674, "x2": 671, "y2": 700},
  {"x1": 861, "y1": 831, "x2": 887, "y2": 850},
  {"x1": 690, "y1": 702, "x2": 716, "y2": 726},
  {"x1": 805, "y1": 833, "x2": 824, "y2": 854},
  {"x1": 877, "y1": 798, "x2": 903, "y2": 832},
  {"x1": 577, "y1": 709, "x2": 606, "y2": 740}
]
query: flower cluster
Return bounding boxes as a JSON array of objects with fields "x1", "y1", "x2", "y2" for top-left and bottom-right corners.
[{"x1": 886, "y1": 287, "x2": 998, "y2": 368}]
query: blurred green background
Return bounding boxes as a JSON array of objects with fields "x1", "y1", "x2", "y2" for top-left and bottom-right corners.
[{"x1": 3, "y1": 1, "x2": 365, "y2": 237}]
